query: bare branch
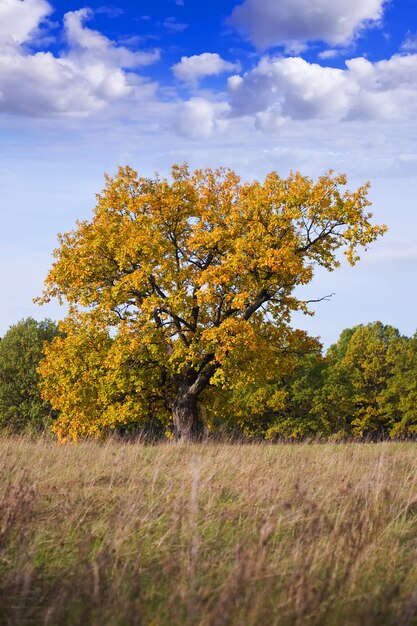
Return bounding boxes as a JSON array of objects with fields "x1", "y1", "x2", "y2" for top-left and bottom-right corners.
[{"x1": 303, "y1": 293, "x2": 335, "y2": 304}]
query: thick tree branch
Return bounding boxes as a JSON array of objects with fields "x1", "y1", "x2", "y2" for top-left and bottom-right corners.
[
  {"x1": 149, "y1": 275, "x2": 167, "y2": 300},
  {"x1": 242, "y1": 289, "x2": 272, "y2": 321},
  {"x1": 159, "y1": 308, "x2": 196, "y2": 333},
  {"x1": 189, "y1": 361, "x2": 218, "y2": 397}
]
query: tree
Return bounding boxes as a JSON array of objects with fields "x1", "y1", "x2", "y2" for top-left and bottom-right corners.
[
  {"x1": 38, "y1": 165, "x2": 386, "y2": 441},
  {"x1": 198, "y1": 331, "x2": 324, "y2": 440},
  {"x1": 0, "y1": 317, "x2": 59, "y2": 433},
  {"x1": 382, "y1": 333, "x2": 417, "y2": 438},
  {"x1": 313, "y1": 322, "x2": 403, "y2": 439},
  {"x1": 263, "y1": 349, "x2": 328, "y2": 440}
]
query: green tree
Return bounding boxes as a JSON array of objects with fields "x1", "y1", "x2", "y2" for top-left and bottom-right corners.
[
  {"x1": 204, "y1": 332, "x2": 325, "y2": 439},
  {"x1": 383, "y1": 334, "x2": 417, "y2": 438},
  {"x1": 38, "y1": 165, "x2": 385, "y2": 441},
  {"x1": 0, "y1": 318, "x2": 59, "y2": 433},
  {"x1": 264, "y1": 349, "x2": 328, "y2": 440},
  {"x1": 314, "y1": 322, "x2": 403, "y2": 439}
]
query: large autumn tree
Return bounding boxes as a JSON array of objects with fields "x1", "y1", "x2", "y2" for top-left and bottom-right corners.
[{"x1": 38, "y1": 165, "x2": 386, "y2": 441}]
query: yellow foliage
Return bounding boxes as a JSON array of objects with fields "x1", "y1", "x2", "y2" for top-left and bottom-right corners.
[{"x1": 38, "y1": 164, "x2": 386, "y2": 440}]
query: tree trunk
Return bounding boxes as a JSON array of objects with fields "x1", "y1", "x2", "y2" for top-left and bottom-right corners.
[{"x1": 172, "y1": 388, "x2": 200, "y2": 442}]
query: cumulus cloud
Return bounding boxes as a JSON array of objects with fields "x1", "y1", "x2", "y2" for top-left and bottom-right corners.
[
  {"x1": 64, "y1": 9, "x2": 159, "y2": 68},
  {"x1": 176, "y1": 97, "x2": 230, "y2": 139},
  {"x1": 227, "y1": 53, "x2": 417, "y2": 128},
  {"x1": 0, "y1": 4, "x2": 159, "y2": 118},
  {"x1": 0, "y1": 48, "x2": 101, "y2": 117},
  {"x1": 0, "y1": 0, "x2": 52, "y2": 44},
  {"x1": 229, "y1": 0, "x2": 387, "y2": 49},
  {"x1": 172, "y1": 53, "x2": 239, "y2": 84}
]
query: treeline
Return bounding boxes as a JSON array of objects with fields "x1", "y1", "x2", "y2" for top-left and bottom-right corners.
[
  {"x1": 0, "y1": 318, "x2": 416, "y2": 441},
  {"x1": 246, "y1": 322, "x2": 417, "y2": 440}
]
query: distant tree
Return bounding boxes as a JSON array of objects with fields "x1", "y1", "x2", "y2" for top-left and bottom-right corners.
[
  {"x1": 314, "y1": 322, "x2": 403, "y2": 439},
  {"x1": 38, "y1": 165, "x2": 385, "y2": 441},
  {"x1": 0, "y1": 318, "x2": 59, "y2": 433},
  {"x1": 383, "y1": 334, "x2": 417, "y2": 438},
  {"x1": 204, "y1": 332, "x2": 324, "y2": 439},
  {"x1": 221, "y1": 323, "x2": 417, "y2": 441},
  {"x1": 263, "y1": 349, "x2": 328, "y2": 440}
]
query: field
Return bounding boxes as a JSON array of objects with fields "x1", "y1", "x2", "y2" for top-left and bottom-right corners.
[{"x1": 2, "y1": 439, "x2": 417, "y2": 625}]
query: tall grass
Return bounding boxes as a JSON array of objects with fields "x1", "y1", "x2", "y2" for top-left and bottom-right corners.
[{"x1": 2, "y1": 437, "x2": 417, "y2": 625}]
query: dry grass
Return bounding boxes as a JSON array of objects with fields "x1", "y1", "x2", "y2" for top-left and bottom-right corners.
[{"x1": 2, "y1": 437, "x2": 417, "y2": 625}]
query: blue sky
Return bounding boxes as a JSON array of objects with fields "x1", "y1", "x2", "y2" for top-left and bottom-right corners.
[{"x1": 1, "y1": 0, "x2": 416, "y2": 346}]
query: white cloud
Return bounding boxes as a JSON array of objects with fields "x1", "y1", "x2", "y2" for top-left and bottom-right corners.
[
  {"x1": 0, "y1": 0, "x2": 415, "y2": 161},
  {"x1": 0, "y1": 48, "x2": 101, "y2": 117},
  {"x1": 229, "y1": 0, "x2": 387, "y2": 49},
  {"x1": 163, "y1": 17, "x2": 188, "y2": 33},
  {"x1": 0, "y1": 0, "x2": 52, "y2": 44},
  {"x1": 318, "y1": 49, "x2": 341, "y2": 60},
  {"x1": 227, "y1": 53, "x2": 417, "y2": 126},
  {"x1": 0, "y1": 5, "x2": 159, "y2": 118},
  {"x1": 176, "y1": 97, "x2": 230, "y2": 139},
  {"x1": 172, "y1": 52, "x2": 239, "y2": 84},
  {"x1": 64, "y1": 9, "x2": 159, "y2": 68},
  {"x1": 228, "y1": 57, "x2": 356, "y2": 120},
  {"x1": 401, "y1": 32, "x2": 417, "y2": 52}
]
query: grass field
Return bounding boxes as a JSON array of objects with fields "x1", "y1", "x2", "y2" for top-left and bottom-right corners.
[{"x1": 2, "y1": 438, "x2": 417, "y2": 625}]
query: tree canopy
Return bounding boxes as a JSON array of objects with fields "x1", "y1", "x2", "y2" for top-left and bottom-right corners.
[
  {"x1": 0, "y1": 317, "x2": 58, "y2": 433},
  {"x1": 313, "y1": 322, "x2": 404, "y2": 439},
  {"x1": 38, "y1": 164, "x2": 386, "y2": 441}
]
